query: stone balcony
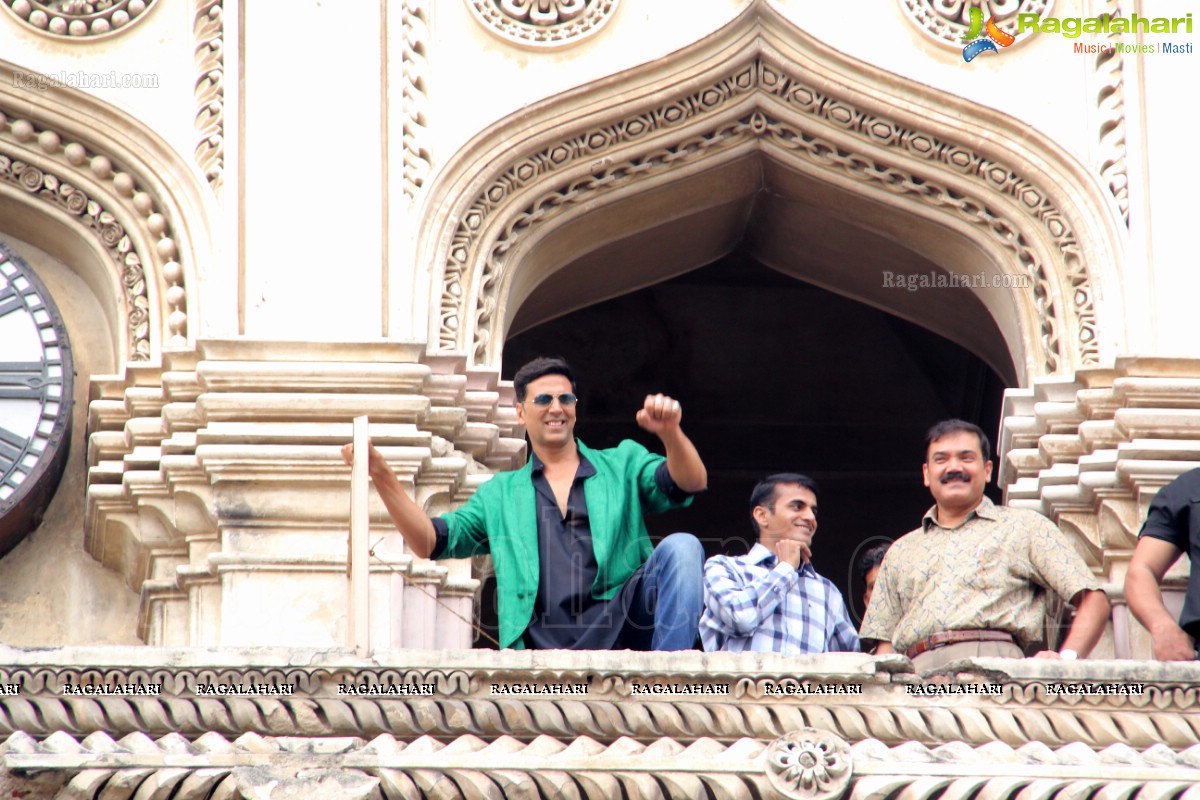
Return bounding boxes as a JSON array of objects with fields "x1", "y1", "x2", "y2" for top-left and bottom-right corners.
[{"x1": 1, "y1": 646, "x2": 1199, "y2": 799}]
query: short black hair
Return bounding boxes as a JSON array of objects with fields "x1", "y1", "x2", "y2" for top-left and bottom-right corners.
[
  {"x1": 749, "y1": 473, "x2": 819, "y2": 535},
  {"x1": 856, "y1": 543, "x2": 891, "y2": 583},
  {"x1": 512, "y1": 356, "x2": 576, "y2": 402},
  {"x1": 924, "y1": 419, "x2": 991, "y2": 464}
]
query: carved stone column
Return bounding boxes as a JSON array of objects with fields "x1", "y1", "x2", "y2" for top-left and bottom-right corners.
[
  {"x1": 85, "y1": 340, "x2": 525, "y2": 647},
  {"x1": 999, "y1": 357, "x2": 1200, "y2": 659}
]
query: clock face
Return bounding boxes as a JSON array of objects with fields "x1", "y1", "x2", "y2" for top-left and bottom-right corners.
[{"x1": 0, "y1": 243, "x2": 74, "y2": 556}]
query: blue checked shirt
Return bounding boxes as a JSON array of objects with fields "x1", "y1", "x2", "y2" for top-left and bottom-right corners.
[{"x1": 700, "y1": 543, "x2": 861, "y2": 654}]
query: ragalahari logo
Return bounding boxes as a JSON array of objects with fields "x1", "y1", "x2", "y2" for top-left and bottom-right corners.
[{"x1": 961, "y1": 7, "x2": 1017, "y2": 62}]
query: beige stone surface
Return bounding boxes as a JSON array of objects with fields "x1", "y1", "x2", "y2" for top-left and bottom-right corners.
[
  {"x1": 0, "y1": 237, "x2": 140, "y2": 646},
  {"x1": 0, "y1": 0, "x2": 1195, "y2": 758},
  {"x1": 2, "y1": 648, "x2": 1200, "y2": 797}
]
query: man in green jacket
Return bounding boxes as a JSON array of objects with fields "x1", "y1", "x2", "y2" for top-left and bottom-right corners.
[{"x1": 343, "y1": 356, "x2": 707, "y2": 650}]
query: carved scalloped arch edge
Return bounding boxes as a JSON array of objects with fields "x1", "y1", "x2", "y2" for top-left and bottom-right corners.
[
  {"x1": 419, "y1": 0, "x2": 1126, "y2": 376},
  {"x1": 0, "y1": 59, "x2": 218, "y2": 364}
]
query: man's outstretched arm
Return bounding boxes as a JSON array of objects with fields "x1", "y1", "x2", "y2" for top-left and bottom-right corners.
[
  {"x1": 342, "y1": 441, "x2": 436, "y2": 558},
  {"x1": 636, "y1": 393, "x2": 707, "y2": 493}
]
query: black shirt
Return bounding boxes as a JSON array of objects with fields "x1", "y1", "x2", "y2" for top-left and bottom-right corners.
[{"x1": 1139, "y1": 467, "x2": 1200, "y2": 638}]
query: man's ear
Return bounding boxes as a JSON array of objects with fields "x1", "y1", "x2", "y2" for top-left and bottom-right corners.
[
  {"x1": 984, "y1": 459, "x2": 994, "y2": 483},
  {"x1": 922, "y1": 463, "x2": 931, "y2": 488},
  {"x1": 752, "y1": 504, "x2": 770, "y2": 530},
  {"x1": 514, "y1": 400, "x2": 526, "y2": 426}
]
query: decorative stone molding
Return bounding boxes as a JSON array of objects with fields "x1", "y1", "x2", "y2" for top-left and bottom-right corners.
[
  {"x1": 400, "y1": 0, "x2": 431, "y2": 202},
  {"x1": 464, "y1": 0, "x2": 619, "y2": 49},
  {"x1": 0, "y1": 148, "x2": 159, "y2": 357},
  {"x1": 896, "y1": 0, "x2": 1052, "y2": 50},
  {"x1": 767, "y1": 728, "x2": 853, "y2": 800},
  {"x1": 3, "y1": 648, "x2": 1200, "y2": 752},
  {"x1": 2, "y1": 732, "x2": 774, "y2": 800},
  {"x1": 6, "y1": 731, "x2": 1200, "y2": 800},
  {"x1": 1, "y1": 65, "x2": 214, "y2": 360},
  {"x1": 3, "y1": 650, "x2": 1200, "y2": 799},
  {"x1": 84, "y1": 341, "x2": 524, "y2": 646},
  {"x1": 193, "y1": 0, "x2": 223, "y2": 195},
  {"x1": 1091, "y1": 0, "x2": 1130, "y2": 226},
  {"x1": 0, "y1": 115, "x2": 178, "y2": 358},
  {"x1": 1, "y1": 0, "x2": 157, "y2": 39},
  {"x1": 999, "y1": 356, "x2": 1200, "y2": 658},
  {"x1": 426, "y1": 2, "x2": 1122, "y2": 375}
]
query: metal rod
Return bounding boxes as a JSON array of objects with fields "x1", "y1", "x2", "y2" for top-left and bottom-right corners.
[{"x1": 349, "y1": 415, "x2": 370, "y2": 655}]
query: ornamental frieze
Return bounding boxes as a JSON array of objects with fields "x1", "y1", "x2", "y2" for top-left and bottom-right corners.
[
  {"x1": 3, "y1": 649, "x2": 1200, "y2": 751},
  {"x1": 1, "y1": 0, "x2": 158, "y2": 39},
  {"x1": 897, "y1": 0, "x2": 1053, "y2": 50},
  {"x1": 0, "y1": 122, "x2": 182, "y2": 360},
  {"x1": 434, "y1": 32, "x2": 1107, "y2": 374},
  {"x1": 464, "y1": 0, "x2": 620, "y2": 49},
  {"x1": 5, "y1": 726, "x2": 1200, "y2": 800}
]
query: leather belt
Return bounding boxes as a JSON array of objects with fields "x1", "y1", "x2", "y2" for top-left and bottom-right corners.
[{"x1": 905, "y1": 630, "x2": 1016, "y2": 660}]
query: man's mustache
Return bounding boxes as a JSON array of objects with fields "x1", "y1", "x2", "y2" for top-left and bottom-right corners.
[{"x1": 941, "y1": 471, "x2": 971, "y2": 484}]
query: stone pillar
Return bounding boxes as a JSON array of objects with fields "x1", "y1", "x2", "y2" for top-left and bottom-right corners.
[
  {"x1": 85, "y1": 340, "x2": 524, "y2": 648},
  {"x1": 999, "y1": 357, "x2": 1200, "y2": 659}
]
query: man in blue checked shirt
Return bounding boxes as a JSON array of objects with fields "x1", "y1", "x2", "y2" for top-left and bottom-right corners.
[{"x1": 700, "y1": 474, "x2": 860, "y2": 654}]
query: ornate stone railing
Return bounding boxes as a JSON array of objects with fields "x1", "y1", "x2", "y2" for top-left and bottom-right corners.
[{"x1": 2, "y1": 647, "x2": 1199, "y2": 798}]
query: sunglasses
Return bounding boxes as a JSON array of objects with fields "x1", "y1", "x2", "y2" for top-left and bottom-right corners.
[{"x1": 525, "y1": 393, "x2": 578, "y2": 407}]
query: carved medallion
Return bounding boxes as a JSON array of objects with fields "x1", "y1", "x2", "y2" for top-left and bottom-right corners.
[
  {"x1": 898, "y1": 0, "x2": 1053, "y2": 49},
  {"x1": 1, "y1": 0, "x2": 158, "y2": 39},
  {"x1": 464, "y1": 0, "x2": 619, "y2": 49},
  {"x1": 766, "y1": 729, "x2": 853, "y2": 800}
]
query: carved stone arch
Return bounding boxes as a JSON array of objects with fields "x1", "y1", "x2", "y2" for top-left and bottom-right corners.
[
  {"x1": 420, "y1": 1, "x2": 1124, "y2": 383},
  {"x1": 0, "y1": 60, "x2": 217, "y2": 364}
]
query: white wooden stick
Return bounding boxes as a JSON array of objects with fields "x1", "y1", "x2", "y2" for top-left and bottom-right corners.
[{"x1": 348, "y1": 415, "x2": 370, "y2": 655}]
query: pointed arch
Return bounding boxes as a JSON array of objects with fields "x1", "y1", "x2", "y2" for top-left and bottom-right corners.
[
  {"x1": 418, "y1": 1, "x2": 1123, "y2": 383},
  {"x1": 0, "y1": 60, "x2": 217, "y2": 364}
]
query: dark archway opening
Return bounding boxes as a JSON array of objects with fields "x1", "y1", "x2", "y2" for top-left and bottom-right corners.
[{"x1": 477, "y1": 249, "x2": 1010, "y2": 648}]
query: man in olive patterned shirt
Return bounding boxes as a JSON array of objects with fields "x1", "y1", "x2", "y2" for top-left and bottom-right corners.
[{"x1": 860, "y1": 419, "x2": 1110, "y2": 670}]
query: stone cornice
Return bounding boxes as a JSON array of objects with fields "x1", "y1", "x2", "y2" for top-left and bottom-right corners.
[
  {"x1": 83, "y1": 342, "x2": 524, "y2": 647},
  {"x1": 2, "y1": 647, "x2": 1198, "y2": 751},
  {"x1": 5, "y1": 729, "x2": 1200, "y2": 800},
  {"x1": 4, "y1": 649, "x2": 1200, "y2": 798}
]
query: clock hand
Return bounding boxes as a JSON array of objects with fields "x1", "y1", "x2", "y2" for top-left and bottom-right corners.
[{"x1": 0, "y1": 425, "x2": 30, "y2": 479}]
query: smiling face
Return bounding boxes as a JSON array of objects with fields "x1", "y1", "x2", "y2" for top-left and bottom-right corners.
[
  {"x1": 754, "y1": 483, "x2": 818, "y2": 550},
  {"x1": 515, "y1": 373, "x2": 577, "y2": 453},
  {"x1": 922, "y1": 429, "x2": 993, "y2": 516}
]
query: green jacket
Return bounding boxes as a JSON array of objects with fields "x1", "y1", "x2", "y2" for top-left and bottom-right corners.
[{"x1": 437, "y1": 438, "x2": 692, "y2": 648}]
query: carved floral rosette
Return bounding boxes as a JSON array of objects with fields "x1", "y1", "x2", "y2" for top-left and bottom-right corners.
[
  {"x1": 898, "y1": 0, "x2": 1053, "y2": 49},
  {"x1": 464, "y1": 0, "x2": 620, "y2": 49},
  {"x1": 2, "y1": 0, "x2": 159, "y2": 39},
  {"x1": 767, "y1": 729, "x2": 853, "y2": 800}
]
